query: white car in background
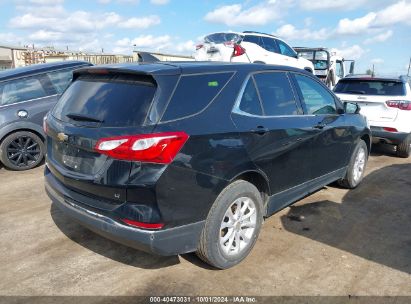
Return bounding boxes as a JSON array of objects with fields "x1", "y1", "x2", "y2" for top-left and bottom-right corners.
[
  {"x1": 334, "y1": 75, "x2": 411, "y2": 157},
  {"x1": 195, "y1": 31, "x2": 315, "y2": 73}
]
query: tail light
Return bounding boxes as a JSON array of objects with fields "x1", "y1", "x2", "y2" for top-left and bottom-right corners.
[
  {"x1": 121, "y1": 218, "x2": 164, "y2": 230},
  {"x1": 386, "y1": 100, "x2": 411, "y2": 110},
  {"x1": 383, "y1": 127, "x2": 398, "y2": 132},
  {"x1": 196, "y1": 44, "x2": 203, "y2": 50},
  {"x1": 95, "y1": 131, "x2": 189, "y2": 164},
  {"x1": 232, "y1": 44, "x2": 245, "y2": 57}
]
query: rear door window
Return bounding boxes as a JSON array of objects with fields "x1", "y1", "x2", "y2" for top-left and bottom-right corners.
[
  {"x1": 0, "y1": 76, "x2": 48, "y2": 106},
  {"x1": 242, "y1": 35, "x2": 263, "y2": 47},
  {"x1": 294, "y1": 74, "x2": 337, "y2": 115},
  {"x1": 238, "y1": 78, "x2": 263, "y2": 116},
  {"x1": 261, "y1": 37, "x2": 278, "y2": 53},
  {"x1": 52, "y1": 74, "x2": 156, "y2": 127},
  {"x1": 253, "y1": 72, "x2": 299, "y2": 116},
  {"x1": 161, "y1": 72, "x2": 233, "y2": 121}
]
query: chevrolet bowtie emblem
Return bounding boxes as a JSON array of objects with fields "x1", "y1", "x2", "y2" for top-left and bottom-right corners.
[{"x1": 57, "y1": 132, "x2": 68, "y2": 142}]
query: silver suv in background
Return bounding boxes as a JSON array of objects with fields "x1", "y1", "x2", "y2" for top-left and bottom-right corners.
[{"x1": 0, "y1": 61, "x2": 92, "y2": 170}]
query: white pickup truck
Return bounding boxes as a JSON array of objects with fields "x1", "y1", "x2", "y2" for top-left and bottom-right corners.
[{"x1": 294, "y1": 47, "x2": 354, "y2": 89}]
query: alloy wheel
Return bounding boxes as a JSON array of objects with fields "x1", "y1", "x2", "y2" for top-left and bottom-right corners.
[
  {"x1": 219, "y1": 196, "x2": 257, "y2": 256},
  {"x1": 6, "y1": 135, "x2": 41, "y2": 168}
]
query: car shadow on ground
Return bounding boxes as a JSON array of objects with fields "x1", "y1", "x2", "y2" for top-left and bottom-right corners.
[
  {"x1": 281, "y1": 163, "x2": 411, "y2": 275},
  {"x1": 50, "y1": 203, "x2": 181, "y2": 269}
]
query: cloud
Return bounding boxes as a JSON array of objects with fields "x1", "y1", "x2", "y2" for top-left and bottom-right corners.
[
  {"x1": 332, "y1": 45, "x2": 367, "y2": 60},
  {"x1": 336, "y1": 1, "x2": 411, "y2": 35},
  {"x1": 371, "y1": 58, "x2": 384, "y2": 64},
  {"x1": 118, "y1": 15, "x2": 160, "y2": 29},
  {"x1": 299, "y1": 0, "x2": 369, "y2": 10},
  {"x1": 336, "y1": 12, "x2": 377, "y2": 35},
  {"x1": 363, "y1": 30, "x2": 393, "y2": 44},
  {"x1": 150, "y1": 0, "x2": 169, "y2": 5},
  {"x1": 204, "y1": 1, "x2": 293, "y2": 26},
  {"x1": 274, "y1": 24, "x2": 331, "y2": 41}
]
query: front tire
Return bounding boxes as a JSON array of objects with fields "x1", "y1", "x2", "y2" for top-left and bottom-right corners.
[
  {"x1": 396, "y1": 135, "x2": 410, "y2": 158},
  {"x1": 0, "y1": 131, "x2": 45, "y2": 171},
  {"x1": 196, "y1": 180, "x2": 263, "y2": 269},
  {"x1": 338, "y1": 140, "x2": 368, "y2": 189}
]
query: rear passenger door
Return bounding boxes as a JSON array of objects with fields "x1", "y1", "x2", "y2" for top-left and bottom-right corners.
[
  {"x1": 231, "y1": 71, "x2": 315, "y2": 207},
  {"x1": 291, "y1": 73, "x2": 352, "y2": 179}
]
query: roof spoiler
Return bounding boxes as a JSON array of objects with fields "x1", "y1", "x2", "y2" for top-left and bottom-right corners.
[{"x1": 137, "y1": 52, "x2": 160, "y2": 63}]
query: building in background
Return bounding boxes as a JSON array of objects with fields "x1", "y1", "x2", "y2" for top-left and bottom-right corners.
[
  {"x1": 0, "y1": 45, "x2": 193, "y2": 70},
  {"x1": 0, "y1": 44, "x2": 27, "y2": 70},
  {"x1": 133, "y1": 50, "x2": 194, "y2": 62}
]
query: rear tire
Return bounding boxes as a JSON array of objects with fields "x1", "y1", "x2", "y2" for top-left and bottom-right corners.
[
  {"x1": 396, "y1": 135, "x2": 411, "y2": 158},
  {"x1": 196, "y1": 180, "x2": 263, "y2": 269},
  {"x1": 0, "y1": 131, "x2": 45, "y2": 171},
  {"x1": 338, "y1": 140, "x2": 368, "y2": 189}
]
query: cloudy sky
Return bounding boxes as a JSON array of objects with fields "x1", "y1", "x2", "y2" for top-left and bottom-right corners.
[{"x1": 0, "y1": 0, "x2": 410, "y2": 75}]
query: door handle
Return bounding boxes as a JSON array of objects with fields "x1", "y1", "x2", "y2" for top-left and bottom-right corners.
[
  {"x1": 313, "y1": 123, "x2": 326, "y2": 129},
  {"x1": 251, "y1": 126, "x2": 268, "y2": 135}
]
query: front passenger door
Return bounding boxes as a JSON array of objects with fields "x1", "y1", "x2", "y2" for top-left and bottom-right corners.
[{"x1": 292, "y1": 73, "x2": 353, "y2": 179}]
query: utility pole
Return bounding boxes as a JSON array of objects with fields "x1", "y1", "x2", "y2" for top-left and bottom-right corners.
[
  {"x1": 407, "y1": 57, "x2": 411, "y2": 77},
  {"x1": 372, "y1": 64, "x2": 375, "y2": 77}
]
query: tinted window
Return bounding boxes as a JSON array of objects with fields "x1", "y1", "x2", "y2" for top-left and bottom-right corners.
[
  {"x1": 47, "y1": 69, "x2": 74, "y2": 94},
  {"x1": 254, "y1": 72, "x2": 299, "y2": 116},
  {"x1": 261, "y1": 37, "x2": 278, "y2": 53},
  {"x1": 277, "y1": 40, "x2": 297, "y2": 58},
  {"x1": 334, "y1": 80, "x2": 405, "y2": 96},
  {"x1": 52, "y1": 74, "x2": 156, "y2": 127},
  {"x1": 162, "y1": 72, "x2": 233, "y2": 121},
  {"x1": 295, "y1": 74, "x2": 336, "y2": 115},
  {"x1": 238, "y1": 78, "x2": 262, "y2": 116},
  {"x1": 0, "y1": 77, "x2": 47, "y2": 106},
  {"x1": 242, "y1": 35, "x2": 263, "y2": 46}
]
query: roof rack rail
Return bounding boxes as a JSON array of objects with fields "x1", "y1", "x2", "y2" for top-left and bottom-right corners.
[{"x1": 242, "y1": 31, "x2": 277, "y2": 38}]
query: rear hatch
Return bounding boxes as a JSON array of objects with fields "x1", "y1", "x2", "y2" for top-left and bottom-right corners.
[
  {"x1": 195, "y1": 32, "x2": 242, "y2": 61},
  {"x1": 46, "y1": 69, "x2": 164, "y2": 204},
  {"x1": 334, "y1": 78, "x2": 406, "y2": 123}
]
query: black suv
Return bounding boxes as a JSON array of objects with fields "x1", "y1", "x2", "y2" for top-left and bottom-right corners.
[
  {"x1": 44, "y1": 62, "x2": 370, "y2": 269},
  {"x1": 0, "y1": 61, "x2": 91, "y2": 170}
]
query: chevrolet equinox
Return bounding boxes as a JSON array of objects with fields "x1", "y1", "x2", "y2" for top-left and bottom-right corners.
[{"x1": 44, "y1": 62, "x2": 371, "y2": 269}]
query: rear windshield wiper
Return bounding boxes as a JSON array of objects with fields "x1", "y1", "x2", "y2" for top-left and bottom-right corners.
[{"x1": 66, "y1": 113, "x2": 103, "y2": 123}]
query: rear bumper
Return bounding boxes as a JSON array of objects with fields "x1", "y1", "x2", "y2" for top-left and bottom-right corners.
[
  {"x1": 45, "y1": 169, "x2": 204, "y2": 256},
  {"x1": 370, "y1": 127, "x2": 409, "y2": 144}
]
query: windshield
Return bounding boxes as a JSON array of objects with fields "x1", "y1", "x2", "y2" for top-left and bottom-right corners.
[
  {"x1": 334, "y1": 80, "x2": 405, "y2": 96},
  {"x1": 297, "y1": 50, "x2": 329, "y2": 70},
  {"x1": 204, "y1": 33, "x2": 242, "y2": 44}
]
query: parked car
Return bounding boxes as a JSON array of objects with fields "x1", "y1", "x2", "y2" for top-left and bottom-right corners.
[
  {"x1": 0, "y1": 61, "x2": 92, "y2": 170},
  {"x1": 44, "y1": 62, "x2": 370, "y2": 269},
  {"x1": 334, "y1": 75, "x2": 411, "y2": 157},
  {"x1": 195, "y1": 31, "x2": 315, "y2": 73}
]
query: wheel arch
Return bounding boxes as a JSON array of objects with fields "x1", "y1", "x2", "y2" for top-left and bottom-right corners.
[
  {"x1": 360, "y1": 133, "x2": 371, "y2": 154},
  {"x1": 231, "y1": 170, "x2": 270, "y2": 213},
  {"x1": 0, "y1": 122, "x2": 45, "y2": 144}
]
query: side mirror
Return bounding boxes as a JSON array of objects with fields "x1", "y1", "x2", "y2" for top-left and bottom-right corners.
[
  {"x1": 344, "y1": 102, "x2": 361, "y2": 114},
  {"x1": 349, "y1": 62, "x2": 355, "y2": 74}
]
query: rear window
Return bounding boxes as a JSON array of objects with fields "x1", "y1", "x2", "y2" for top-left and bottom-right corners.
[
  {"x1": 334, "y1": 80, "x2": 405, "y2": 96},
  {"x1": 161, "y1": 72, "x2": 233, "y2": 121},
  {"x1": 52, "y1": 74, "x2": 156, "y2": 127},
  {"x1": 204, "y1": 33, "x2": 242, "y2": 44}
]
